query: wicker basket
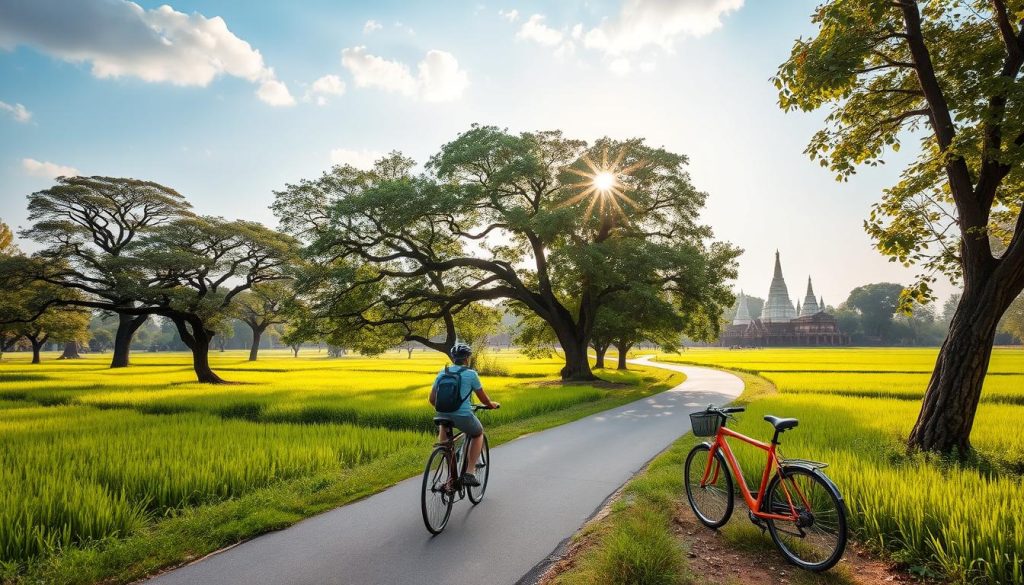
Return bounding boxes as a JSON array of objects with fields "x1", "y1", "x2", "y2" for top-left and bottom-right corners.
[{"x1": 689, "y1": 410, "x2": 723, "y2": 437}]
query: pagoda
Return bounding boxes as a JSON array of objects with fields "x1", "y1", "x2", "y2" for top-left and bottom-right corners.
[
  {"x1": 761, "y1": 251, "x2": 797, "y2": 322},
  {"x1": 799, "y1": 277, "x2": 820, "y2": 317}
]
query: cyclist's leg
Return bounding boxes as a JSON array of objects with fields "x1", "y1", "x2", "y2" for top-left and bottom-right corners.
[{"x1": 462, "y1": 415, "x2": 485, "y2": 475}]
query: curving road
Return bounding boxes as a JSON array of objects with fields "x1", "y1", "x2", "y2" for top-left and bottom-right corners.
[{"x1": 146, "y1": 357, "x2": 743, "y2": 585}]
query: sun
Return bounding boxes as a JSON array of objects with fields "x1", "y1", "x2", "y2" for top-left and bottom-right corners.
[
  {"x1": 560, "y1": 147, "x2": 647, "y2": 227},
  {"x1": 593, "y1": 171, "x2": 616, "y2": 192}
]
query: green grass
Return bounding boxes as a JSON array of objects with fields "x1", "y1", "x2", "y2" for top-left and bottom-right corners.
[
  {"x1": 0, "y1": 349, "x2": 682, "y2": 584},
  {"x1": 652, "y1": 347, "x2": 1024, "y2": 584}
]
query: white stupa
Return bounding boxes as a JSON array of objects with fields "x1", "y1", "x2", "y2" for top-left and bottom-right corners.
[
  {"x1": 762, "y1": 251, "x2": 797, "y2": 322},
  {"x1": 799, "y1": 277, "x2": 820, "y2": 317}
]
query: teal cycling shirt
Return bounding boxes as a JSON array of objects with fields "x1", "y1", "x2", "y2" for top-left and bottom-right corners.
[{"x1": 432, "y1": 365, "x2": 483, "y2": 416}]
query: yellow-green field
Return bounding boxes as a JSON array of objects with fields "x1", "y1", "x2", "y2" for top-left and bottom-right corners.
[
  {"x1": 659, "y1": 348, "x2": 1024, "y2": 584},
  {"x1": 0, "y1": 349, "x2": 681, "y2": 584}
]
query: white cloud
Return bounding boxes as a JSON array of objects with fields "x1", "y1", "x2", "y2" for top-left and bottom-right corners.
[
  {"x1": 329, "y1": 148, "x2": 384, "y2": 170},
  {"x1": 0, "y1": 101, "x2": 31, "y2": 123},
  {"x1": 21, "y1": 158, "x2": 79, "y2": 179},
  {"x1": 304, "y1": 74, "x2": 346, "y2": 105},
  {"x1": 363, "y1": 19, "x2": 383, "y2": 34},
  {"x1": 517, "y1": 14, "x2": 564, "y2": 47},
  {"x1": 0, "y1": 0, "x2": 294, "y2": 106},
  {"x1": 342, "y1": 46, "x2": 417, "y2": 95},
  {"x1": 417, "y1": 50, "x2": 470, "y2": 102},
  {"x1": 639, "y1": 60, "x2": 656, "y2": 72},
  {"x1": 257, "y1": 78, "x2": 296, "y2": 107},
  {"x1": 583, "y1": 0, "x2": 743, "y2": 55},
  {"x1": 609, "y1": 58, "x2": 631, "y2": 75},
  {"x1": 341, "y1": 46, "x2": 468, "y2": 102},
  {"x1": 499, "y1": 9, "x2": 519, "y2": 22}
]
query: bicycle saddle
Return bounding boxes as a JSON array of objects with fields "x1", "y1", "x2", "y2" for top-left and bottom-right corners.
[
  {"x1": 433, "y1": 417, "x2": 454, "y2": 427},
  {"x1": 763, "y1": 415, "x2": 799, "y2": 432}
]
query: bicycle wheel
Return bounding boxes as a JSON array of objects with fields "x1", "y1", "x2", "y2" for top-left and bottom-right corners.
[
  {"x1": 421, "y1": 447, "x2": 454, "y2": 535},
  {"x1": 467, "y1": 434, "x2": 490, "y2": 504},
  {"x1": 684, "y1": 443, "x2": 734, "y2": 528},
  {"x1": 764, "y1": 467, "x2": 847, "y2": 572}
]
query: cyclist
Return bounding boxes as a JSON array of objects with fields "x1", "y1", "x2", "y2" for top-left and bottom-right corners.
[{"x1": 429, "y1": 342, "x2": 499, "y2": 487}]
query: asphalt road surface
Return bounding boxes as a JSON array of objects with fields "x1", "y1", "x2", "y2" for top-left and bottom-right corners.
[{"x1": 147, "y1": 357, "x2": 743, "y2": 585}]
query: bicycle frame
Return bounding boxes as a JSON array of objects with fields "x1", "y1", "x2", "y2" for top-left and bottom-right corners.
[
  {"x1": 703, "y1": 426, "x2": 810, "y2": 522},
  {"x1": 436, "y1": 427, "x2": 470, "y2": 493}
]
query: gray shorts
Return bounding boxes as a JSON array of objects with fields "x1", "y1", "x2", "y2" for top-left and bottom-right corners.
[{"x1": 435, "y1": 412, "x2": 483, "y2": 438}]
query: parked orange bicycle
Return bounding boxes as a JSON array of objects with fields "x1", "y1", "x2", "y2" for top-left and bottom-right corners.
[{"x1": 684, "y1": 405, "x2": 848, "y2": 572}]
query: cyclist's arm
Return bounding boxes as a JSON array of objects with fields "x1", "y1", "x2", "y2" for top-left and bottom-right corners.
[
  {"x1": 473, "y1": 387, "x2": 498, "y2": 409},
  {"x1": 428, "y1": 380, "x2": 438, "y2": 407}
]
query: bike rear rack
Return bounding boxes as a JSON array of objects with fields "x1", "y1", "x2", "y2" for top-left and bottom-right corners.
[{"x1": 780, "y1": 458, "x2": 829, "y2": 469}]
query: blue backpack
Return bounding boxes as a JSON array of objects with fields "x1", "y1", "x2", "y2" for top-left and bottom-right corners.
[{"x1": 435, "y1": 366, "x2": 469, "y2": 413}]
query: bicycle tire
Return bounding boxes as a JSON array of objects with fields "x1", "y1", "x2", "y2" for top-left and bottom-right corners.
[
  {"x1": 684, "y1": 443, "x2": 734, "y2": 528},
  {"x1": 764, "y1": 466, "x2": 847, "y2": 572},
  {"x1": 467, "y1": 434, "x2": 490, "y2": 504},
  {"x1": 421, "y1": 446, "x2": 454, "y2": 534}
]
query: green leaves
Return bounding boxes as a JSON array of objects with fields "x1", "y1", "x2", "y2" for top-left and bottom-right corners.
[{"x1": 777, "y1": 0, "x2": 1024, "y2": 308}]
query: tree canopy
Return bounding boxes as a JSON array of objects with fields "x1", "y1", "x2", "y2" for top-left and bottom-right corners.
[
  {"x1": 22, "y1": 176, "x2": 192, "y2": 367},
  {"x1": 275, "y1": 126, "x2": 738, "y2": 380},
  {"x1": 775, "y1": 0, "x2": 1024, "y2": 453}
]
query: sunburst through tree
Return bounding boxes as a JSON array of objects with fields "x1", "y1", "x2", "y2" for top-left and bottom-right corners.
[{"x1": 561, "y1": 147, "x2": 646, "y2": 228}]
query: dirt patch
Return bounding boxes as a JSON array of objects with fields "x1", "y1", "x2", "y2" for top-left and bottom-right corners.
[
  {"x1": 672, "y1": 503, "x2": 919, "y2": 585},
  {"x1": 537, "y1": 499, "x2": 921, "y2": 585}
]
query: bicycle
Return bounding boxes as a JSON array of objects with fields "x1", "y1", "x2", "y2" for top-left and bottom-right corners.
[
  {"x1": 421, "y1": 404, "x2": 497, "y2": 534},
  {"x1": 684, "y1": 405, "x2": 848, "y2": 572}
]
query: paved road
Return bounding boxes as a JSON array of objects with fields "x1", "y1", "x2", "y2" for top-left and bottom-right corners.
[{"x1": 147, "y1": 357, "x2": 743, "y2": 585}]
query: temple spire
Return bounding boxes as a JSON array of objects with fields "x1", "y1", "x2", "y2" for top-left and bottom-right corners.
[
  {"x1": 763, "y1": 251, "x2": 797, "y2": 322},
  {"x1": 733, "y1": 290, "x2": 752, "y2": 325},
  {"x1": 800, "y1": 276, "x2": 820, "y2": 317},
  {"x1": 819, "y1": 296, "x2": 825, "y2": 313}
]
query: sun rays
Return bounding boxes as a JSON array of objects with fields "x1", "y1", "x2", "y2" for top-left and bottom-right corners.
[{"x1": 561, "y1": 147, "x2": 646, "y2": 227}]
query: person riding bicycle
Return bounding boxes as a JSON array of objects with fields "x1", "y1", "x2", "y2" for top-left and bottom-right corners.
[{"x1": 429, "y1": 342, "x2": 499, "y2": 487}]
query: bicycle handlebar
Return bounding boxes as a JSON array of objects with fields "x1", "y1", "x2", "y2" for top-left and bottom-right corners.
[
  {"x1": 472, "y1": 404, "x2": 500, "y2": 411},
  {"x1": 706, "y1": 405, "x2": 745, "y2": 414}
]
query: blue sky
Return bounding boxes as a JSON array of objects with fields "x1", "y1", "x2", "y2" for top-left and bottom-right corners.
[{"x1": 0, "y1": 0, "x2": 952, "y2": 307}]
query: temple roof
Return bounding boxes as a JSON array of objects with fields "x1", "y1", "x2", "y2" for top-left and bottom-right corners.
[
  {"x1": 762, "y1": 250, "x2": 797, "y2": 322},
  {"x1": 800, "y1": 277, "x2": 820, "y2": 317}
]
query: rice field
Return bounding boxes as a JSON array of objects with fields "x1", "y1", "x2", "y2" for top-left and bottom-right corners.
[
  {"x1": 659, "y1": 347, "x2": 1024, "y2": 583},
  {"x1": 0, "y1": 349, "x2": 679, "y2": 580}
]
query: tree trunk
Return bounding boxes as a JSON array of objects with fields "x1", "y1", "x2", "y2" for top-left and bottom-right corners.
[
  {"x1": 615, "y1": 340, "x2": 632, "y2": 370},
  {"x1": 556, "y1": 331, "x2": 596, "y2": 381},
  {"x1": 909, "y1": 283, "x2": 1015, "y2": 454},
  {"x1": 248, "y1": 326, "x2": 265, "y2": 361},
  {"x1": 59, "y1": 341, "x2": 82, "y2": 359},
  {"x1": 111, "y1": 313, "x2": 147, "y2": 369},
  {"x1": 29, "y1": 335, "x2": 46, "y2": 364},
  {"x1": 593, "y1": 343, "x2": 608, "y2": 369},
  {"x1": 407, "y1": 348, "x2": 414, "y2": 359},
  {"x1": 291, "y1": 344, "x2": 300, "y2": 357},
  {"x1": 172, "y1": 317, "x2": 227, "y2": 384}
]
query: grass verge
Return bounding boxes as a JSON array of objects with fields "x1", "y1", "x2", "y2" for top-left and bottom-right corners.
[{"x1": 2, "y1": 363, "x2": 681, "y2": 585}]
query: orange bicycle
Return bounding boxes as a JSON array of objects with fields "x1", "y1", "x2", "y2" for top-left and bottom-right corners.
[{"x1": 684, "y1": 405, "x2": 848, "y2": 572}]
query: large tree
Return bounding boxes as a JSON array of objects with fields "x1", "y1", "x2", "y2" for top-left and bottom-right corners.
[
  {"x1": 130, "y1": 217, "x2": 298, "y2": 382},
  {"x1": 591, "y1": 287, "x2": 688, "y2": 371},
  {"x1": 3, "y1": 280, "x2": 89, "y2": 364},
  {"x1": 776, "y1": 1, "x2": 1024, "y2": 453},
  {"x1": 23, "y1": 176, "x2": 192, "y2": 369},
  {"x1": 846, "y1": 282, "x2": 905, "y2": 340},
  {"x1": 235, "y1": 281, "x2": 294, "y2": 361},
  {"x1": 21, "y1": 216, "x2": 297, "y2": 382},
  {"x1": 275, "y1": 129, "x2": 738, "y2": 380}
]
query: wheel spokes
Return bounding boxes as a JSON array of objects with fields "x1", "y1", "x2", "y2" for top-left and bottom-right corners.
[{"x1": 771, "y1": 473, "x2": 843, "y2": 565}]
